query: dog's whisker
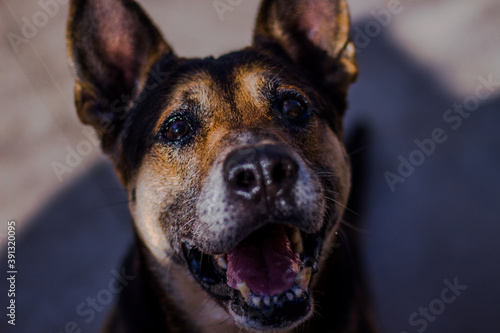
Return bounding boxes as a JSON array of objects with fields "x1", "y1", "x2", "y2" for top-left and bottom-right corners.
[
  {"x1": 201, "y1": 297, "x2": 212, "y2": 310},
  {"x1": 335, "y1": 228, "x2": 356, "y2": 262},
  {"x1": 270, "y1": 66, "x2": 286, "y2": 82},
  {"x1": 323, "y1": 188, "x2": 341, "y2": 195},
  {"x1": 348, "y1": 146, "x2": 368, "y2": 157},
  {"x1": 323, "y1": 195, "x2": 360, "y2": 216},
  {"x1": 177, "y1": 218, "x2": 196, "y2": 234},
  {"x1": 216, "y1": 314, "x2": 234, "y2": 326},
  {"x1": 340, "y1": 219, "x2": 369, "y2": 234}
]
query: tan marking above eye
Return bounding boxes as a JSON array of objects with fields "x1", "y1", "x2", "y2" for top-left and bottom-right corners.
[
  {"x1": 232, "y1": 64, "x2": 297, "y2": 125},
  {"x1": 152, "y1": 64, "x2": 315, "y2": 140},
  {"x1": 153, "y1": 71, "x2": 220, "y2": 133}
]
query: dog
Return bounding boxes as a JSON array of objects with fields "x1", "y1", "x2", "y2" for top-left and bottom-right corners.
[{"x1": 67, "y1": 0, "x2": 378, "y2": 331}]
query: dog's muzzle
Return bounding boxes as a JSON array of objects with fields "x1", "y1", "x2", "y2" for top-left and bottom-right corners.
[{"x1": 183, "y1": 144, "x2": 327, "y2": 330}]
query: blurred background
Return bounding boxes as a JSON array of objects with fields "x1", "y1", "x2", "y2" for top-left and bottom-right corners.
[{"x1": 1, "y1": 0, "x2": 499, "y2": 332}]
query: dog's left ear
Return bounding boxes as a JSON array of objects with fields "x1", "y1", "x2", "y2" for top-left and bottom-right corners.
[
  {"x1": 67, "y1": 0, "x2": 173, "y2": 152},
  {"x1": 254, "y1": 0, "x2": 357, "y2": 107}
]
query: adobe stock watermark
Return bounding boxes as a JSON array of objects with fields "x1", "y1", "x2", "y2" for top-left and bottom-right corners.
[
  {"x1": 384, "y1": 74, "x2": 500, "y2": 192},
  {"x1": 51, "y1": 128, "x2": 100, "y2": 182},
  {"x1": 213, "y1": 0, "x2": 244, "y2": 22},
  {"x1": 50, "y1": 268, "x2": 135, "y2": 333},
  {"x1": 6, "y1": 0, "x2": 69, "y2": 54},
  {"x1": 352, "y1": 0, "x2": 406, "y2": 54},
  {"x1": 6, "y1": 220, "x2": 17, "y2": 326},
  {"x1": 52, "y1": 63, "x2": 170, "y2": 182},
  {"x1": 400, "y1": 277, "x2": 467, "y2": 333}
]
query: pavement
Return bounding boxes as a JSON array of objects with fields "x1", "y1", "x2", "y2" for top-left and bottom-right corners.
[{"x1": 1, "y1": 0, "x2": 499, "y2": 332}]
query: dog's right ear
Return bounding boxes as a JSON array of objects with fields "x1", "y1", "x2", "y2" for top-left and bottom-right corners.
[{"x1": 67, "y1": 0, "x2": 173, "y2": 152}]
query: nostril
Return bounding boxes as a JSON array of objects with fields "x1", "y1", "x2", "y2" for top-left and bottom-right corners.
[
  {"x1": 227, "y1": 165, "x2": 261, "y2": 199},
  {"x1": 224, "y1": 145, "x2": 299, "y2": 200},
  {"x1": 271, "y1": 158, "x2": 299, "y2": 186},
  {"x1": 233, "y1": 168, "x2": 257, "y2": 191}
]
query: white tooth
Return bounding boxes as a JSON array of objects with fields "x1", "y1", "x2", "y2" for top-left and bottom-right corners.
[
  {"x1": 290, "y1": 227, "x2": 303, "y2": 255},
  {"x1": 290, "y1": 227, "x2": 302, "y2": 244},
  {"x1": 292, "y1": 287, "x2": 303, "y2": 298},
  {"x1": 293, "y1": 242, "x2": 303, "y2": 256},
  {"x1": 252, "y1": 296, "x2": 261, "y2": 307},
  {"x1": 237, "y1": 282, "x2": 251, "y2": 301},
  {"x1": 216, "y1": 256, "x2": 227, "y2": 269},
  {"x1": 273, "y1": 296, "x2": 279, "y2": 304},
  {"x1": 286, "y1": 292, "x2": 294, "y2": 301},
  {"x1": 295, "y1": 267, "x2": 312, "y2": 290},
  {"x1": 263, "y1": 296, "x2": 271, "y2": 306}
]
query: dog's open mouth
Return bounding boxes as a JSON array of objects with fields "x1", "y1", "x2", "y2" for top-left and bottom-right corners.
[{"x1": 181, "y1": 224, "x2": 323, "y2": 329}]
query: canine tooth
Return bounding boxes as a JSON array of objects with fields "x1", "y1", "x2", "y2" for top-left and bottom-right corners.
[
  {"x1": 252, "y1": 296, "x2": 261, "y2": 307},
  {"x1": 273, "y1": 296, "x2": 279, "y2": 304},
  {"x1": 295, "y1": 267, "x2": 312, "y2": 290},
  {"x1": 293, "y1": 242, "x2": 303, "y2": 256},
  {"x1": 290, "y1": 227, "x2": 302, "y2": 244},
  {"x1": 237, "y1": 282, "x2": 251, "y2": 301},
  {"x1": 290, "y1": 227, "x2": 303, "y2": 255},
  {"x1": 215, "y1": 255, "x2": 227, "y2": 269},
  {"x1": 292, "y1": 287, "x2": 303, "y2": 298},
  {"x1": 286, "y1": 292, "x2": 294, "y2": 301},
  {"x1": 263, "y1": 296, "x2": 271, "y2": 306}
]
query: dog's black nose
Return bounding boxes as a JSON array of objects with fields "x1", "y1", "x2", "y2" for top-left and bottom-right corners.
[{"x1": 224, "y1": 145, "x2": 299, "y2": 200}]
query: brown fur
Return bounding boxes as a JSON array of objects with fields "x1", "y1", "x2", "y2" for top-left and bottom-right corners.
[{"x1": 67, "y1": 0, "x2": 378, "y2": 332}]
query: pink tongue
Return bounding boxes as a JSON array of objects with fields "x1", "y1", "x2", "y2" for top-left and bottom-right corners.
[{"x1": 226, "y1": 226, "x2": 301, "y2": 296}]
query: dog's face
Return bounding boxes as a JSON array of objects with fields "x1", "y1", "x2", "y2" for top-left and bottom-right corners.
[
  {"x1": 131, "y1": 54, "x2": 352, "y2": 329},
  {"x1": 68, "y1": 0, "x2": 357, "y2": 331}
]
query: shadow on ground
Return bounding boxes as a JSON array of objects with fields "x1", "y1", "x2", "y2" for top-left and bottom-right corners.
[
  {"x1": 1, "y1": 160, "x2": 132, "y2": 333},
  {"x1": 346, "y1": 24, "x2": 500, "y2": 333}
]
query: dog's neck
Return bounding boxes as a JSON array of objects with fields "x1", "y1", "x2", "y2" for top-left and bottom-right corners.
[{"x1": 104, "y1": 238, "x2": 189, "y2": 332}]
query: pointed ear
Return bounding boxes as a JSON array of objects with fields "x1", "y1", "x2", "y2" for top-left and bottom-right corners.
[
  {"x1": 67, "y1": 0, "x2": 173, "y2": 151},
  {"x1": 254, "y1": 0, "x2": 357, "y2": 106}
]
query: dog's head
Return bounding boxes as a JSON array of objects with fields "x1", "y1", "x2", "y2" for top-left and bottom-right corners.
[{"x1": 68, "y1": 0, "x2": 357, "y2": 330}]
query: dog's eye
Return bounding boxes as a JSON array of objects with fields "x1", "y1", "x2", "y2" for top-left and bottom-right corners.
[
  {"x1": 163, "y1": 117, "x2": 192, "y2": 141},
  {"x1": 279, "y1": 97, "x2": 308, "y2": 120}
]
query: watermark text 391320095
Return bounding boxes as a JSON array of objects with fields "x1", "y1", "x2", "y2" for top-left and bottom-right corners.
[{"x1": 6, "y1": 220, "x2": 17, "y2": 326}]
